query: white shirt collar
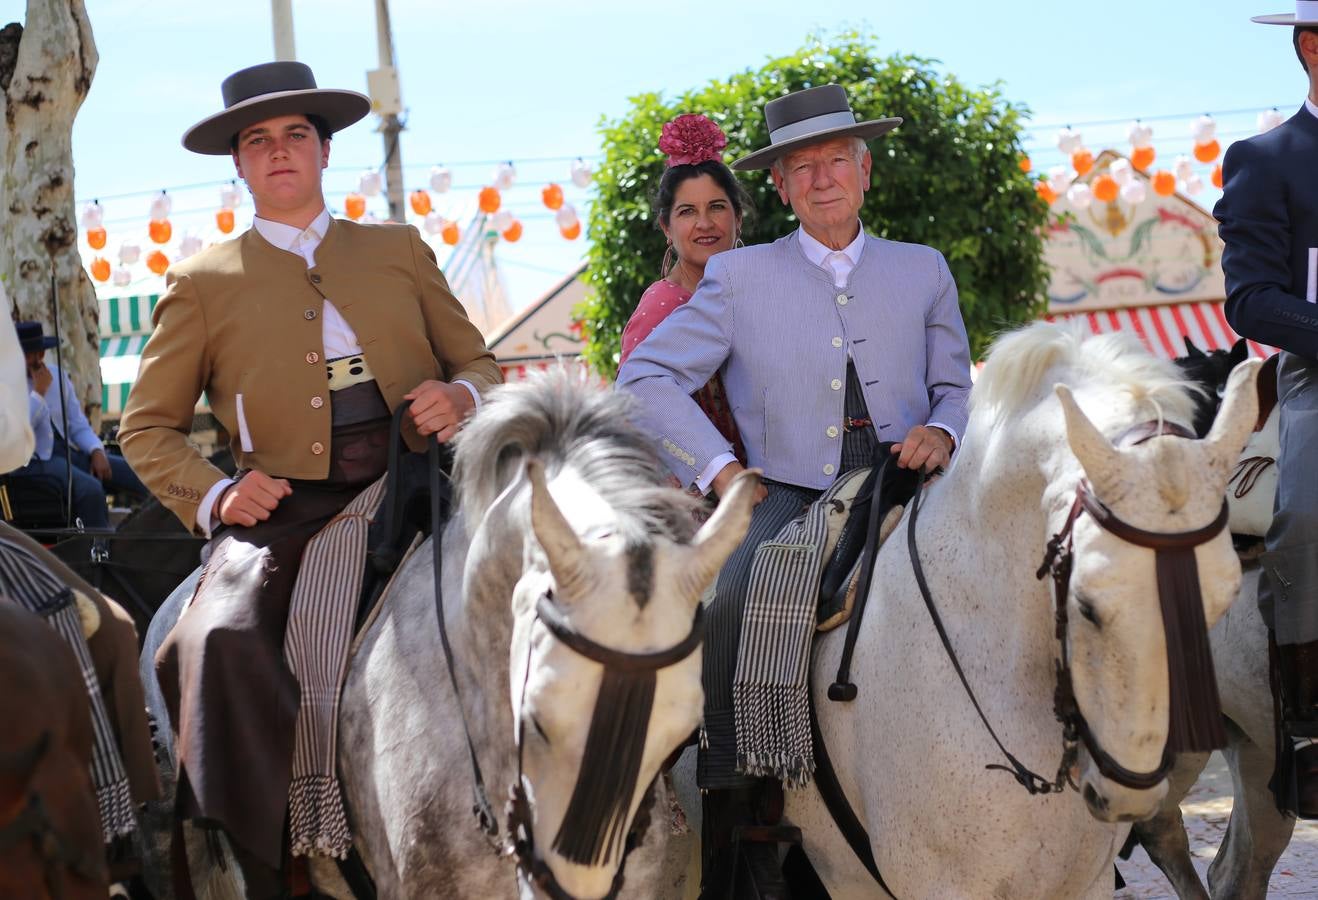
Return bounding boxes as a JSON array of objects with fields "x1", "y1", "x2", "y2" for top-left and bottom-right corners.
[
  {"x1": 1307, "y1": 97, "x2": 1318, "y2": 122},
  {"x1": 797, "y1": 221, "x2": 865, "y2": 270},
  {"x1": 253, "y1": 207, "x2": 331, "y2": 253}
]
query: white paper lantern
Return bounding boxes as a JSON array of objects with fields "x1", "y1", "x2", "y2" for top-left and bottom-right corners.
[
  {"x1": 1182, "y1": 173, "x2": 1205, "y2": 196},
  {"x1": 429, "y1": 165, "x2": 452, "y2": 193},
  {"x1": 359, "y1": 170, "x2": 383, "y2": 197},
  {"x1": 220, "y1": 181, "x2": 242, "y2": 210},
  {"x1": 111, "y1": 266, "x2": 132, "y2": 287},
  {"x1": 570, "y1": 158, "x2": 593, "y2": 189},
  {"x1": 80, "y1": 201, "x2": 104, "y2": 230},
  {"x1": 1056, "y1": 127, "x2": 1083, "y2": 155},
  {"x1": 492, "y1": 210, "x2": 514, "y2": 232},
  {"x1": 1109, "y1": 158, "x2": 1134, "y2": 186},
  {"x1": 1120, "y1": 179, "x2": 1147, "y2": 205},
  {"x1": 362, "y1": 212, "x2": 382, "y2": 225},
  {"x1": 493, "y1": 161, "x2": 516, "y2": 191},
  {"x1": 1258, "y1": 108, "x2": 1285, "y2": 133},
  {"x1": 1047, "y1": 165, "x2": 1071, "y2": 196},
  {"x1": 1127, "y1": 120, "x2": 1154, "y2": 148},
  {"x1": 1174, "y1": 155, "x2": 1195, "y2": 181},
  {"x1": 118, "y1": 242, "x2": 141, "y2": 265},
  {"x1": 178, "y1": 233, "x2": 203, "y2": 260},
  {"x1": 1066, "y1": 182, "x2": 1093, "y2": 210},
  {"x1": 1191, "y1": 114, "x2": 1217, "y2": 144},
  {"x1": 149, "y1": 191, "x2": 172, "y2": 220},
  {"x1": 424, "y1": 210, "x2": 445, "y2": 235},
  {"x1": 555, "y1": 204, "x2": 579, "y2": 229}
]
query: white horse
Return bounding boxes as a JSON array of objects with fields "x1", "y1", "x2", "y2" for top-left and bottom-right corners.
[
  {"x1": 768, "y1": 323, "x2": 1261, "y2": 899},
  {"x1": 139, "y1": 373, "x2": 759, "y2": 900}
]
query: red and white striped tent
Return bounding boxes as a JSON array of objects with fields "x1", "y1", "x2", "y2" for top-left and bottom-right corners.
[{"x1": 1042, "y1": 149, "x2": 1272, "y2": 361}]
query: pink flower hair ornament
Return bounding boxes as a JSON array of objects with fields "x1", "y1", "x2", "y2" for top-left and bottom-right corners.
[{"x1": 658, "y1": 114, "x2": 729, "y2": 167}]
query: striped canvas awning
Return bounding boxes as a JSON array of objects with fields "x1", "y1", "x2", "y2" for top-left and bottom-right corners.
[
  {"x1": 99, "y1": 294, "x2": 159, "y2": 338},
  {"x1": 1046, "y1": 300, "x2": 1273, "y2": 361},
  {"x1": 97, "y1": 303, "x2": 208, "y2": 417}
]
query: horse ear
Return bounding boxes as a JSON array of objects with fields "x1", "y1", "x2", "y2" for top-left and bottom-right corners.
[
  {"x1": 1205, "y1": 358, "x2": 1262, "y2": 477},
  {"x1": 688, "y1": 468, "x2": 762, "y2": 592},
  {"x1": 1229, "y1": 339, "x2": 1249, "y2": 366},
  {"x1": 1184, "y1": 337, "x2": 1205, "y2": 358},
  {"x1": 1056, "y1": 383, "x2": 1121, "y2": 491},
  {"x1": 526, "y1": 458, "x2": 589, "y2": 595}
]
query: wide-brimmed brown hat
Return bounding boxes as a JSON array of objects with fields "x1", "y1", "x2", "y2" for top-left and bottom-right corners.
[
  {"x1": 1253, "y1": 0, "x2": 1318, "y2": 24},
  {"x1": 182, "y1": 61, "x2": 371, "y2": 155},
  {"x1": 732, "y1": 84, "x2": 902, "y2": 171}
]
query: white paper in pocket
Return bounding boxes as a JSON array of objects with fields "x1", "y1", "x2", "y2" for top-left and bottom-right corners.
[{"x1": 234, "y1": 393, "x2": 254, "y2": 452}]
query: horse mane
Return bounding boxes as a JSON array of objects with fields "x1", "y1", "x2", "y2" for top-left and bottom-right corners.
[
  {"x1": 971, "y1": 320, "x2": 1200, "y2": 426},
  {"x1": 452, "y1": 368, "x2": 700, "y2": 543}
]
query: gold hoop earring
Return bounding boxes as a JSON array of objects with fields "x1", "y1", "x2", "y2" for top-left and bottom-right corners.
[
  {"x1": 733, "y1": 233, "x2": 745, "y2": 250},
  {"x1": 660, "y1": 243, "x2": 674, "y2": 278}
]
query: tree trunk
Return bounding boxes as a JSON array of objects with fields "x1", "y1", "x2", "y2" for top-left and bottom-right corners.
[{"x1": 0, "y1": 1, "x2": 98, "y2": 422}]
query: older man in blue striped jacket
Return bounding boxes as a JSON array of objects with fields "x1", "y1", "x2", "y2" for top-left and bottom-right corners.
[{"x1": 617, "y1": 84, "x2": 972, "y2": 896}]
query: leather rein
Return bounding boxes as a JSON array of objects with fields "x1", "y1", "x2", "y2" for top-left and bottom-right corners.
[{"x1": 424, "y1": 437, "x2": 704, "y2": 900}]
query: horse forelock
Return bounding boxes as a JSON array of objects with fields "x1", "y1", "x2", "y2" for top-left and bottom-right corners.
[
  {"x1": 453, "y1": 368, "x2": 700, "y2": 545},
  {"x1": 970, "y1": 321, "x2": 1201, "y2": 432}
]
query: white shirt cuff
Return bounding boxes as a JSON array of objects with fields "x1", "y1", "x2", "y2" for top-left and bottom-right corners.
[
  {"x1": 927, "y1": 422, "x2": 959, "y2": 452},
  {"x1": 196, "y1": 478, "x2": 235, "y2": 538},
  {"x1": 455, "y1": 380, "x2": 482, "y2": 411},
  {"x1": 695, "y1": 452, "x2": 739, "y2": 495}
]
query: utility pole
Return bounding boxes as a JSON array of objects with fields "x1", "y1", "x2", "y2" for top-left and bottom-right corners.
[
  {"x1": 369, "y1": 0, "x2": 405, "y2": 222},
  {"x1": 271, "y1": 0, "x2": 296, "y2": 60}
]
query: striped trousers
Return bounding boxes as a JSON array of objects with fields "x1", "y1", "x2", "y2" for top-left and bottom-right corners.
[{"x1": 698, "y1": 364, "x2": 877, "y2": 789}]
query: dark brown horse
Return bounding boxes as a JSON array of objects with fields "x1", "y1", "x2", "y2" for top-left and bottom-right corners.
[{"x1": 0, "y1": 603, "x2": 108, "y2": 900}]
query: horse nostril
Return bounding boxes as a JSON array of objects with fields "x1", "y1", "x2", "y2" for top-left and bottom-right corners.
[{"x1": 1083, "y1": 783, "x2": 1108, "y2": 812}]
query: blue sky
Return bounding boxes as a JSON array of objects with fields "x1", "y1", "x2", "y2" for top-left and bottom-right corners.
[{"x1": 1, "y1": 0, "x2": 1307, "y2": 311}]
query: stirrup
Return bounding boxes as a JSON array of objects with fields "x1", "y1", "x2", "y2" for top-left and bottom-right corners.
[{"x1": 730, "y1": 827, "x2": 799, "y2": 900}]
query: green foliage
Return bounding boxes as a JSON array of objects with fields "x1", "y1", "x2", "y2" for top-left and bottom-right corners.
[{"x1": 578, "y1": 32, "x2": 1049, "y2": 377}]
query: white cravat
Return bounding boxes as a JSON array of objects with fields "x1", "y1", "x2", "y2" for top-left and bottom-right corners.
[{"x1": 797, "y1": 223, "x2": 865, "y2": 288}]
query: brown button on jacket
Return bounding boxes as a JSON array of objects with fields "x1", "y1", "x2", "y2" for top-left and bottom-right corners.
[{"x1": 119, "y1": 218, "x2": 502, "y2": 532}]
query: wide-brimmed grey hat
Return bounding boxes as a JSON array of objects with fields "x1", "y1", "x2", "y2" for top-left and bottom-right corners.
[
  {"x1": 732, "y1": 84, "x2": 902, "y2": 171},
  {"x1": 183, "y1": 61, "x2": 371, "y2": 155},
  {"x1": 1253, "y1": 0, "x2": 1318, "y2": 24}
]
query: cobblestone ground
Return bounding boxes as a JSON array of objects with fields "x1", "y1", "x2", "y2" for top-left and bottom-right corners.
[{"x1": 1116, "y1": 753, "x2": 1318, "y2": 898}]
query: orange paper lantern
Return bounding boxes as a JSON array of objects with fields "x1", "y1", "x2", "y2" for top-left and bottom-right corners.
[
  {"x1": 1018, "y1": 156, "x2": 1032, "y2": 174},
  {"x1": 502, "y1": 220, "x2": 523, "y2": 242},
  {"x1": 149, "y1": 219, "x2": 172, "y2": 244},
  {"x1": 541, "y1": 183, "x2": 564, "y2": 210},
  {"x1": 1193, "y1": 139, "x2": 1221, "y2": 164},
  {"x1": 1131, "y1": 145, "x2": 1156, "y2": 171},
  {"x1": 1152, "y1": 170, "x2": 1177, "y2": 197},
  {"x1": 344, "y1": 193, "x2": 366, "y2": 220},
  {"x1": 410, "y1": 189, "x2": 432, "y2": 216},
  {"x1": 1070, "y1": 150, "x2": 1094, "y2": 177},
  {"x1": 560, "y1": 221, "x2": 581, "y2": 240},
  {"x1": 86, "y1": 226, "x2": 107, "y2": 250},
  {"x1": 1092, "y1": 174, "x2": 1119, "y2": 204},
  {"x1": 1036, "y1": 181, "x2": 1058, "y2": 205},
  {"x1": 216, "y1": 208, "x2": 235, "y2": 234},
  {"x1": 146, "y1": 250, "x2": 170, "y2": 275},
  {"x1": 1212, "y1": 164, "x2": 1224, "y2": 190},
  {"x1": 90, "y1": 257, "x2": 110, "y2": 282},
  {"x1": 478, "y1": 186, "x2": 502, "y2": 214},
  {"x1": 441, "y1": 222, "x2": 460, "y2": 246}
]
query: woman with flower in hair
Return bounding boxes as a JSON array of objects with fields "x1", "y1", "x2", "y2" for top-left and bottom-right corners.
[{"x1": 618, "y1": 113, "x2": 752, "y2": 470}]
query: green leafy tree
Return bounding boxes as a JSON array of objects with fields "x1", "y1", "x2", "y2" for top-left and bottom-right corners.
[{"x1": 579, "y1": 32, "x2": 1049, "y2": 377}]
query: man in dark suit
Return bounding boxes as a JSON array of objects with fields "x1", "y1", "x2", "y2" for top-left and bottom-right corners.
[{"x1": 1216, "y1": 4, "x2": 1318, "y2": 814}]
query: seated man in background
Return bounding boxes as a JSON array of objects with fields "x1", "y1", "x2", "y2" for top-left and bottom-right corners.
[{"x1": 20, "y1": 320, "x2": 147, "y2": 504}]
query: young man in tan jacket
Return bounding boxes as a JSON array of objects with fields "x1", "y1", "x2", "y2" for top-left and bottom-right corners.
[{"x1": 119, "y1": 61, "x2": 500, "y2": 894}]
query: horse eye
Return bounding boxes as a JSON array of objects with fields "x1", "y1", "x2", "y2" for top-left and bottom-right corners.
[
  {"x1": 529, "y1": 714, "x2": 550, "y2": 744},
  {"x1": 1078, "y1": 598, "x2": 1101, "y2": 627}
]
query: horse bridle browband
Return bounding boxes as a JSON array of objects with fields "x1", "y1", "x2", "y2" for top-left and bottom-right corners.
[{"x1": 425, "y1": 436, "x2": 705, "y2": 900}]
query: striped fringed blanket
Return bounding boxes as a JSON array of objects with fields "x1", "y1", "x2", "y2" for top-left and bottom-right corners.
[
  {"x1": 0, "y1": 535, "x2": 137, "y2": 840},
  {"x1": 284, "y1": 476, "x2": 387, "y2": 858},
  {"x1": 732, "y1": 468, "x2": 871, "y2": 788}
]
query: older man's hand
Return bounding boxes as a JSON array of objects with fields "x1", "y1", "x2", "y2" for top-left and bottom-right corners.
[
  {"x1": 404, "y1": 380, "x2": 474, "y2": 443},
  {"x1": 710, "y1": 461, "x2": 769, "y2": 506},
  {"x1": 890, "y1": 425, "x2": 954, "y2": 474},
  {"x1": 88, "y1": 448, "x2": 113, "y2": 482}
]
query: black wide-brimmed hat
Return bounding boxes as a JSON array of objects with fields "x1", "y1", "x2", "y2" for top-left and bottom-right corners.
[
  {"x1": 732, "y1": 85, "x2": 902, "y2": 171},
  {"x1": 16, "y1": 321, "x2": 57, "y2": 354},
  {"x1": 1253, "y1": 0, "x2": 1318, "y2": 24},
  {"x1": 182, "y1": 61, "x2": 371, "y2": 155}
]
